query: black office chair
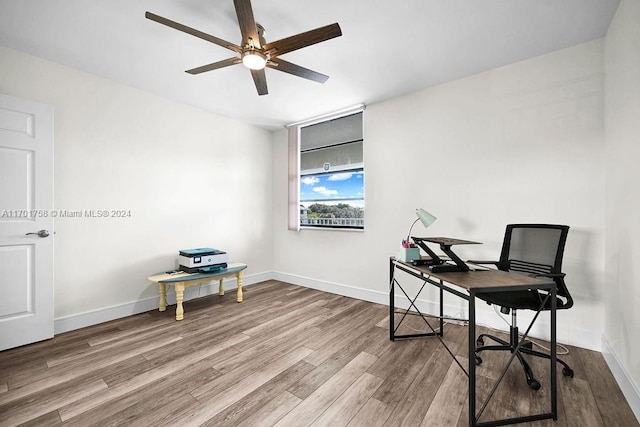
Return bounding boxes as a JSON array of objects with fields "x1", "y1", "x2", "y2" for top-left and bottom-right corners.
[{"x1": 470, "y1": 224, "x2": 575, "y2": 390}]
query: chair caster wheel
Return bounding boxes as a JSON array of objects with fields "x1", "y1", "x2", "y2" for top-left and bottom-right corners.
[
  {"x1": 527, "y1": 378, "x2": 541, "y2": 390},
  {"x1": 475, "y1": 355, "x2": 482, "y2": 365},
  {"x1": 562, "y1": 367, "x2": 574, "y2": 378},
  {"x1": 476, "y1": 337, "x2": 484, "y2": 346}
]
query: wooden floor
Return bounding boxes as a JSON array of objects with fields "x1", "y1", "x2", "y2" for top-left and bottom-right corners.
[{"x1": 0, "y1": 280, "x2": 637, "y2": 427}]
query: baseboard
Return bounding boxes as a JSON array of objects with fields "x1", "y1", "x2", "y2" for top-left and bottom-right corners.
[
  {"x1": 272, "y1": 271, "x2": 391, "y2": 306},
  {"x1": 601, "y1": 335, "x2": 640, "y2": 423},
  {"x1": 54, "y1": 270, "x2": 272, "y2": 334}
]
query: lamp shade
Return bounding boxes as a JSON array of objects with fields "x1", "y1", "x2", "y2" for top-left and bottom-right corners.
[{"x1": 416, "y1": 208, "x2": 436, "y2": 228}]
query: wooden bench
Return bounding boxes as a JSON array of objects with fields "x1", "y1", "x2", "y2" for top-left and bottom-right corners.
[{"x1": 148, "y1": 263, "x2": 247, "y2": 320}]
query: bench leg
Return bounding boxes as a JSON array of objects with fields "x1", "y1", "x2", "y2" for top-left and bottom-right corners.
[
  {"x1": 158, "y1": 283, "x2": 167, "y2": 312},
  {"x1": 236, "y1": 271, "x2": 243, "y2": 302},
  {"x1": 175, "y1": 283, "x2": 185, "y2": 320}
]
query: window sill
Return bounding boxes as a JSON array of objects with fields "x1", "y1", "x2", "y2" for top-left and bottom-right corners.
[{"x1": 300, "y1": 225, "x2": 364, "y2": 232}]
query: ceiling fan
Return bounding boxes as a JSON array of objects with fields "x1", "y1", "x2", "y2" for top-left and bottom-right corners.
[{"x1": 146, "y1": 0, "x2": 342, "y2": 96}]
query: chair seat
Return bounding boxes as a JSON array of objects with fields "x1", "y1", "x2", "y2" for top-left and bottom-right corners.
[{"x1": 476, "y1": 290, "x2": 566, "y2": 311}]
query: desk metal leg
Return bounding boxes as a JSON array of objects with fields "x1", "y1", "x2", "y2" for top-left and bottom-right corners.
[
  {"x1": 551, "y1": 285, "x2": 558, "y2": 419},
  {"x1": 390, "y1": 258, "x2": 395, "y2": 341},
  {"x1": 389, "y1": 260, "x2": 456, "y2": 342},
  {"x1": 469, "y1": 291, "x2": 476, "y2": 427},
  {"x1": 439, "y1": 283, "x2": 444, "y2": 336}
]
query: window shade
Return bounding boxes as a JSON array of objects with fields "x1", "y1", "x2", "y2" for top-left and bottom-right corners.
[{"x1": 287, "y1": 126, "x2": 300, "y2": 231}]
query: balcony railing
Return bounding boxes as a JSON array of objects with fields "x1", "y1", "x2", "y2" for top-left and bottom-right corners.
[{"x1": 301, "y1": 217, "x2": 364, "y2": 227}]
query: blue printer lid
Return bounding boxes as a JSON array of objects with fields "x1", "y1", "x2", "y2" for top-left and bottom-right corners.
[{"x1": 179, "y1": 248, "x2": 226, "y2": 257}]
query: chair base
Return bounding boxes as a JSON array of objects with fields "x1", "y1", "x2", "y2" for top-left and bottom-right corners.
[{"x1": 475, "y1": 332, "x2": 574, "y2": 390}]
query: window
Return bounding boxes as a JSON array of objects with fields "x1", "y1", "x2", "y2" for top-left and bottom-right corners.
[
  {"x1": 289, "y1": 109, "x2": 364, "y2": 230},
  {"x1": 300, "y1": 168, "x2": 364, "y2": 229}
]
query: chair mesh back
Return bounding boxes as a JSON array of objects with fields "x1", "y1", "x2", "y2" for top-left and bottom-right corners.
[
  {"x1": 499, "y1": 224, "x2": 571, "y2": 300},
  {"x1": 508, "y1": 259, "x2": 553, "y2": 276}
]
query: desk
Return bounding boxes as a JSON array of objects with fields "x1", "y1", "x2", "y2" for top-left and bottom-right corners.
[
  {"x1": 390, "y1": 257, "x2": 557, "y2": 427},
  {"x1": 148, "y1": 263, "x2": 247, "y2": 320}
]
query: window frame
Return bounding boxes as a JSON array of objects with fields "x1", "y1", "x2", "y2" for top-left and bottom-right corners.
[{"x1": 287, "y1": 106, "x2": 365, "y2": 231}]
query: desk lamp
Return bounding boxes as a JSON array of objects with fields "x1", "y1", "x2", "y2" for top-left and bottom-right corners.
[
  {"x1": 407, "y1": 208, "x2": 437, "y2": 241},
  {"x1": 398, "y1": 208, "x2": 436, "y2": 262}
]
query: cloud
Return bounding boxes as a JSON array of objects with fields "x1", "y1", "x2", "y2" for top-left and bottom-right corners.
[
  {"x1": 313, "y1": 186, "x2": 338, "y2": 196},
  {"x1": 328, "y1": 172, "x2": 353, "y2": 181},
  {"x1": 301, "y1": 176, "x2": 320, "y2": 185}
]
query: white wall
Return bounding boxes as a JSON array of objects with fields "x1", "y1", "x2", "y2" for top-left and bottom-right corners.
[
  {"x1": 2, "y1": 10, "x2": 638, "y2": 412},
  {"x1": 603, "y1": 0, "x2": 640, "y2": 417},
  {"x1": 272, "y1": 39, "x2": 605, "y2": 350},
  {"x1": 0, "y1": 46, "x2": 273, "y2": 325}
]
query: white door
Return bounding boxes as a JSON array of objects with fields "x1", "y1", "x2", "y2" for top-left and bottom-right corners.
[{"x1": 0, "y1": 93, "x2": 54, "y2": 351}]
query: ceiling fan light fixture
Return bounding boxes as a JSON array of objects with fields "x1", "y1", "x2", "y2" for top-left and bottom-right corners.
[{"x1": 242, "y1": 49, "x2": 267, "y2": 70}]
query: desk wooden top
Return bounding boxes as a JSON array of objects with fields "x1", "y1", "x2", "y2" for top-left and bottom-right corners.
[
  {"x1": 392, "y1": 258, "x2": 553, "y2": 293},
  {"x1": 148, "y1": 262, "x2": 247, "y2": 284}
]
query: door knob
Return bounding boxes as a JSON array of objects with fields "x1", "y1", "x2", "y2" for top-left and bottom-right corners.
[{"x1": 26, "y1": 229, "x2": 50, "y2": 238}]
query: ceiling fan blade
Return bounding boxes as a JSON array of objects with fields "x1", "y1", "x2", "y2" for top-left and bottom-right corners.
[
  {"x1": 185, "y1": 57, "x2": 240, "y2": 74},
  {"x1": 250, "y1": 69, "x2": 268, "y2": 95},
  {"x1": 263, "y1": 23, "x2": 342, "y2": 57},
  {"x1": 145, "y1": 12, "x2": 242, "y2": 53},
  {"x1": 233, "y1": 0, "x2": 261, "y2": 48},
  {"x1": 268, "y1": 58, "x2": 329, "y2": 84}
]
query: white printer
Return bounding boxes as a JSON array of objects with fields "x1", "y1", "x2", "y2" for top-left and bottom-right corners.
[{"x1": 178, "y1": 248, "x2": 228, "y2": 273}]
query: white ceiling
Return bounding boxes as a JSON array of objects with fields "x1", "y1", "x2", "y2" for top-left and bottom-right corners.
[{"x1": 0, "y1": 0, "x2": 619, "y2": 130}]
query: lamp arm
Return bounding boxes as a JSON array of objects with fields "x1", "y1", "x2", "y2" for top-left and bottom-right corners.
[{"x1": 406, "y1": 218, "x2": 420, "y2": 241}]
